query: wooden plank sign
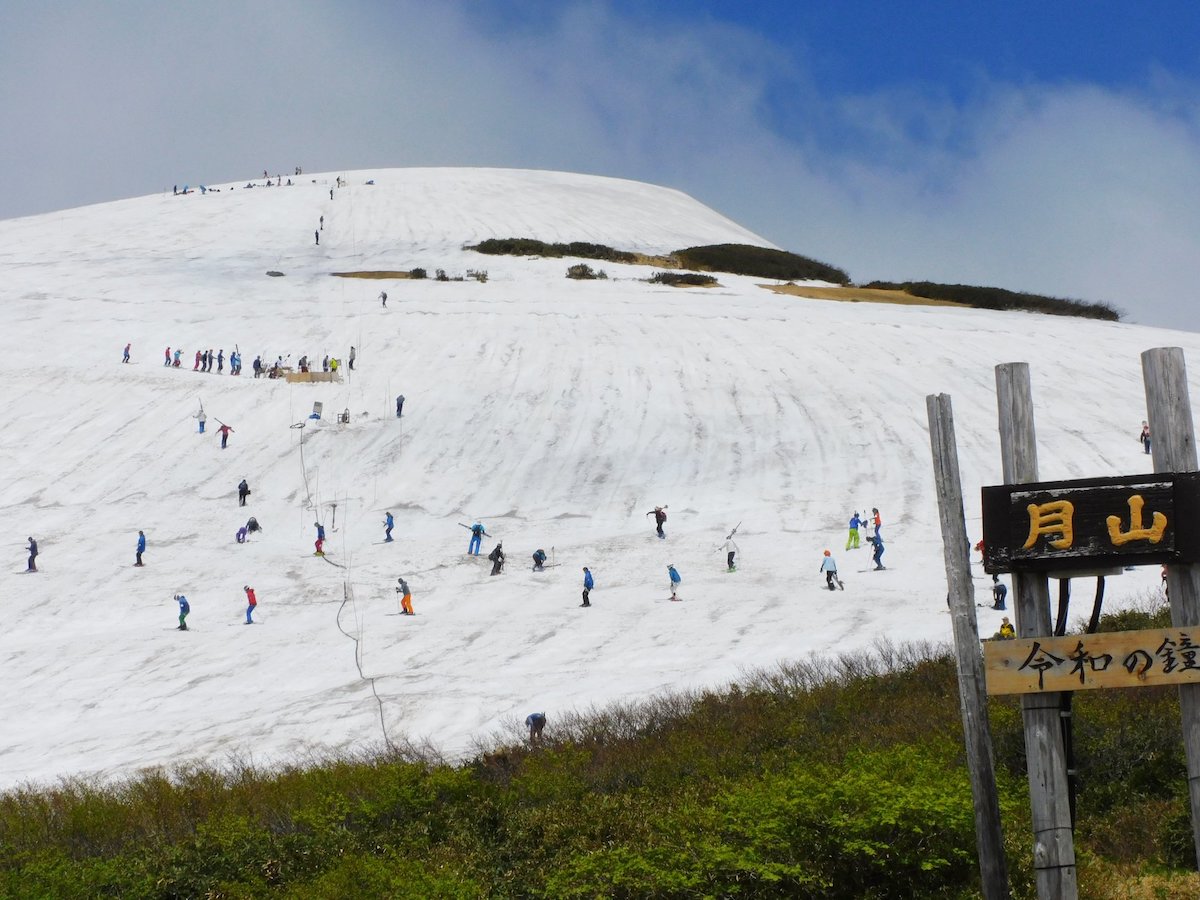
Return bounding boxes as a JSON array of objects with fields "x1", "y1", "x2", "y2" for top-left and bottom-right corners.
[
  {"x1": 985, "y1": 627, "x2": 1200, "y2": 695},
  {"x1": 981, "y1": 472, "x2": 1200, "y2": 574}
]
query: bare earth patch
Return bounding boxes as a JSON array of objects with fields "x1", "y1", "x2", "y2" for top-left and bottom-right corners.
[
  {"x1": 331, "y1": 271, "x2": 414, "y2": 279},
  {"x1": 762, "y1": 283, "x2": 969, "y2": 309}
]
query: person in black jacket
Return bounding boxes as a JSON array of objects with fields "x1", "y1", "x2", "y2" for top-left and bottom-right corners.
[
  {"x1": 238, "y1": 479, "x2": 250, "y2": 506},
  {"x1": 488, "y1": 542, "x2": 505, "y2": 576}
]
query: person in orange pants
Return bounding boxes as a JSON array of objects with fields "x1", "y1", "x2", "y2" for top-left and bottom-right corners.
[{"x1": 396, "y1": 576, "x2": 414, "y2": 615}]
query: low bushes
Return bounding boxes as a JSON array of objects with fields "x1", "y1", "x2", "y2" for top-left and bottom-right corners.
[
  {"x1": 863, "y1": 280, "x2": 1121, "y2": 321},
  {"x1": 675, "y1": 244, "x2": 851, "y2": 284},
  {"x1": 472, "y1": 238, "x2": 635, "y2": 264},
  {"x1": 648, "y1": 271, "x2": 717, "y2": 287}
]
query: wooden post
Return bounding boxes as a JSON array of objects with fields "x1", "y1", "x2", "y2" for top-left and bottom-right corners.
[
  {"x1": 927, "y1": 393, "x2": 1010, "y2": 898},
  {"x1": 1142, "y1": 347, "x2": 1200, "y2": 868},
  {"x1": 995, "y1": 362, "x2": 1078, "y2": 899}
]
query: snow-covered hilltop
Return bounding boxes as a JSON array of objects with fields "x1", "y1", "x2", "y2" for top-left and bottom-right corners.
[{"x1": 0, "y1": 167, "x2": 1186, "y2": 789}]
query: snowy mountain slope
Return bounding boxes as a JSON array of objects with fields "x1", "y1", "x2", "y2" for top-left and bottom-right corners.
[{"x1": 0, "y1": 167, "x2": 1190, "y2": 789}]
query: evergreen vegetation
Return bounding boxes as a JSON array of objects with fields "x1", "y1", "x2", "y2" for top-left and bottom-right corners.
[
  {"x1": 648, "y1": 271, "x2": 718, "y2": 286},
  {"x1": 674, "y1": 244, "x2": 850, "y2": 284},
  {"x1": 863, "y1": 281, "x2": 1121, "y2": 321},
  {"x1": 472, "y1": 238, "x2": 636, "y2": 264},
  {"x1": 4, "y1": 596, "x2": 1189, "y2": 897}
]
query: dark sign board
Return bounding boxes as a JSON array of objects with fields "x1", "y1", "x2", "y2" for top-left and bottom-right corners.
[{"x1": 981, "y1": 473, "x2": 1200, "y2": 574}]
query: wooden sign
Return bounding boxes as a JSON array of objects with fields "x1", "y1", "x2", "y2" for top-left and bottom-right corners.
[
  {"x1": 981, "y1": 472, "x2": 1200, "y2": 574},
  {"x1": 985, "y1": 627, "x2": 1200, "y2": 695}
]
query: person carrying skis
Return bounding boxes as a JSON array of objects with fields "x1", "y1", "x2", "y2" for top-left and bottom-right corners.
[
  {"x1": 195, "y1": 407, "x2": 207, "y2": 434},
  {"x1": 384, "y1": 511, "x2": 394, "y2": 542},
  {"x1": 217, "y1": 422, "x2": 233, "y2": 449},
  {"x1": 667, "y1": 564, "x2": 681, "y2": 600},
  {"x1": 488, "y1": 542, "x2": 505, "y2": 576},
  {"x1": 468, "y1": 522, "x2": 486, "y2": 555},
  {"x1": 238, "y1": 479, "x2": 250, "y2": 506},
  {"x1": 991, "y1": 575, "x2": 1008, "y2": 610},
  {"x1": 526, "y1": 712, "x2": 547, "y2": 744},
  {"x1": 396, "y1": 576, "x2": 414, "y2": 615},
  {"x1": 647, "y1": 506, "x2": 667, "y2": 539},
  {"x1": 1140, "y1": 420, "x2": 1152, "y2": 454},
  {"x1": 314, "y1": 521, "x2": 326, "y2": 556},
  {"x1": 244, "y1": 585, "x2": 257, "y2": 624},
  {"x1": 871, "y1": 531, "x2": 886, "y2": 570},
  {"x1": 135, "y1": 530, "x2": 146, "y2": 566},
  {"x1": 532, "y1": 549, "x2": 547, "y2": 571},
  {"x1": 581, "y1": 566, "x2": 593, "y2": 606},
  {"x1": 26, "y1": 537, "x2": 38, "y2": 572},
  {"x1": 717, "y1": 537, "x2": 739, "y2": 572},
  {"x1": 174, "y1": 594, "x2": 190, "y2": 630},
  {"x1": 846, "y1": 512, "x2": 862, "y2": 550},
  {"x1": 819, "y1": 550, "x2": 841, "y2": 591}
]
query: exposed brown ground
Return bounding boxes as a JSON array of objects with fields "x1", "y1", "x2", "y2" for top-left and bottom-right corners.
[
  {"x1": 762, "y1": 283, "x2": 969, "y2": 308},
  {"x1": 330, "y1": 271, "x2": 414, "y2": 279}
]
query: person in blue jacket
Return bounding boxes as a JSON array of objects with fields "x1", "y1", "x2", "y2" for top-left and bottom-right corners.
[
  {"x1": 174, "y1": 594, "x2": 190, "y2": 630},
  {"x1": 581, "y1": 566, "x2": 593, "y2": 606},
  {"x1": 532, "y1": 549, "x2": 547, "y2": 571},
  {"x1": 468, "y1": 522, "x2": 486, "y2": 555},
  {"x1": 846, "y1": 512, "x2": 862, "y2": 550},
  {"x1": 26, "y1": 537, "x2": 38, "y2": 572},
  {"x1": 314, "y1": 521, "x2": 326, "y2": 556},
  {"x1": 667, "y1": 564, "x2": 681, "y2": 600},
  {"x1": 384, "y1": 511, "x2": 394, "y2": 542},
  {"x1": 871, "y1": 531, "x2": 886, "y2": 570},
  {"x1": 526, "y1": 711, "x2": 547, "y2": 743},
  {"x1": 135, "y1": 530, "x2": 146, "y2": 566}
]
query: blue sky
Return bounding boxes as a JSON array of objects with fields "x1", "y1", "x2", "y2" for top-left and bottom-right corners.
[{"x1": 2, "y1": 0, "x2": 1198, "y2": 329}]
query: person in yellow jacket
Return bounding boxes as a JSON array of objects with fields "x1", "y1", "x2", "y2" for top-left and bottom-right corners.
[{"x1": 996, "y1": 617, "x2": 1015, "y2": 640}]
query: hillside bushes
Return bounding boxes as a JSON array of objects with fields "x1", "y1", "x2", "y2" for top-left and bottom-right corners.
[
  {"x1": 472, "y1": 238, "x2": 635, "y2": 264},
  {"x1": 864, "y1": 280, "x2": 1121, "y2": 321},
  {"x1": 675, "y1": 244, "x2": 850, "y2": 284},
  {"x1": 648, "y1": 271, "x2": 717, "y2": 287}
]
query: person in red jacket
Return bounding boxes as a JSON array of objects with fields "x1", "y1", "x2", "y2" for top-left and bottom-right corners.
[{"x1": 244, "y1": 585, "x2": 257, "y2": 624}]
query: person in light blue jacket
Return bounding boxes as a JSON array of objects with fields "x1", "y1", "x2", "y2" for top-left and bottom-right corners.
[
  {"x1": 135, "y1": 530, "x2": 146, "y2": 567},
  {"x1": 581, "y1": 567, "x2": 594, "y2": 607},
  {"x1": 820, "y1": 550, "x2": 842, "y2": 590},
  {"x1": 667, "y1": 564, "x2": 681, "y2": 600}
]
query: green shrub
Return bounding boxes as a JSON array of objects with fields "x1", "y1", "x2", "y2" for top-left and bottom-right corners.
[
  {"x1": 863, "y1": 280, "x2": 1121, "y2": 320},
  {"x1": 648, "y1": 271, "x2": 717, "y2": 286},
  {"x1": 566, "y1": 263, "x2": 606, "y2": 280},
  {"x1": 409, "y1": 267, "x2": 427, "y2": 280},
  {"x1": 473, "y1": 238, "x2": 635, "y2": 264},
  {"x1": 674, "y1": 244, "x2": 850, "y2": 283}
]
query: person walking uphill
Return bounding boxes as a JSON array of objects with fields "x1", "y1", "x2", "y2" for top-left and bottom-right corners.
[
  {"x1": 468, "y1": 522, "x2": 486, "y2": 556},
  {"x1": 244, "y1": 585, "x2": 257, "y2": 624},
  {"x1": 820, "y1": 550, "x2": 843, "y2": 591},
  {"x1": 26, "y1": 537, "x2": 38, "y2": 573},
  {"x1": 383, "y1": 511, "x2": 394, "y2": 542},
  {"x1": 488, "y1": 542, "x2": 505, "y2": 576},
  {"x1": 1140, "y1": 420, "x2": 1152, "y2": 454},
  {"x1": 174, "y1": 594, "x2": 190, "y2": 630},
  {"x1": 647, "y1": 506, "x2": 667, "y2": 539},
  {"x1": 581, "y1": 566, "x2": 594, "y2": 606},
  {"x1": 348, "y1": 346, "x2": 356, "y2": 370},
  {"x1": 135, "y1": 530, "x2": 146, "y2": 567},
  {"x1": 238, "y1": 479, "x2": 250, "y2": 506},
  {"x1": 717, "y1": 537, "x2": 739, "y2": 572},
  {"x1": 217, "y1": 422, "x2": 234, "y2": 449},
  {"x1": 396, "y1": 577, "x2": 414, "y2": 615},
  {"x1": 846, "y1": 512, "x2": 862, "y2": 550},
  {"x1": 667, "y1": 564, "x2": 682, "y2": 600}
]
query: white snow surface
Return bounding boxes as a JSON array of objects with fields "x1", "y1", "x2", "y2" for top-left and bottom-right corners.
[{"x1": 0, "y1": 166, "x2": 1188, "y2": 790}]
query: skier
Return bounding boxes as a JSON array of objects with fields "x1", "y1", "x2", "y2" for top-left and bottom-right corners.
[
  {"x1": 396, "y1": 576, "x2": 414, "y2": 615},
  {"x1": 349, "y1": 346, "x2": 356, "y2": 370},
  {"x1": 135, "y1": 530, "x2": 146, "y2": 567},
  {"x1": 526, "y1": 712, "x2": 547, "y2": 744},
  {"x1": 246, "y1": 516, "x2": 262, "y2": 536},
  {"x1": 174, "y1": 594, "x2": 190, "y2": 630},
  {"x1": 871, "y1": 531, "x2": 886, "y2": 570},
  {"x1": 1140, "y1": 420, "x2": 1152, "y2": 454},
  {"x1": 26, "y1": 536, "x2": 38, "y2": 572},
  {"x1": 991, "y1": 575, "x2": 1008, "y2": 610},
  {"x1": 870, "y1": 508, "x2": 882, "y2": 538},
  {"x1": 195, "y1": 407, "x2": 206, "y2": 434},
  {"x1": 846, "y1": 512, "x2": 862, "y2": 550},
  {"x1": 384, "y1": 511, "x2": 394, "y2": 542},
  {"x1": 122, "y1": 342, "x2": 131, "y2": 363},
  {"x1": 163, "y1": 346, "x2": 171, "y2": 366},
  {"x1": 395, "y1": 394, "x2": 405, "y2": 418},
  {"x1": 581, "y1": 566, "x2": 593, "y2": 606},
  {"x1": 173, "y1": 349, "x2": 182, "y2": 367},
  {"x1": 379, "y1": 290, "x2": 387, "y2": 308},
  {"x1": 488, "y1": 542, "x2": 505, "y2": 576},
  {"x1": 532, "y1": 548, "x2": 547, "y2": 571},
  {"x1": 819, "y1": 550, "x2": 841, "y2": 591},
  {"x1": 717, "y1": 536, "x2": 739, "y2": 571},
  {"x1": 314, "y1": 521, "x2": 326, "y2": 556},
  {"x1": 244, "y1": 585, "x2": 257, "y2": 624},
  {"x1": 217, "y1": 422, "x2": 233, "y2": 449},
  {"x1": 667, "y1": 564, "x2": 681, "y2": 600},
  {"x1": 646, "y1": 506, "x2": 667, "y2": 539},
  {"x1": 468, "y1": 522, "x2": 486, "y2": 555},
  {"x1": 238, "y1": 479, "x2": 250, "y2": 506}
]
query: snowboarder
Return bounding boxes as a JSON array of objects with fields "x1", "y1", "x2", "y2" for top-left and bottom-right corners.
[
  {"x1": 468, "y1": 522, "x2": 486, "y2": 555},
  {"x1": 846, "y1": 512, "x2": 862, "y2": 550},
  {"x1": 163, "y1": 346, "x2": 171, "y2": 366},
  {"x1": 348, "y1": 346, "x2": 356, "y2": 370},
  {"x1": 314, "y1": 521, "x2": 326, "y2": 556},
  {"x1": 581, "y1": 566, "x2": 593, "y2": 606},
  {"x1": 238, "y1": 479, "x2": 249, "y2": 506},
  {"x1": 25, "y1": 537, "x2": 37, "y2": 572},
  {"x1": 122, "y1": 342, "x2": 131, "y2": 363},
  {"x1": 396, "y1": 577, "x2": 414, "y2": 615},
  {"x1": 379, "y1": 290, "x2": 387, "y2": 308},
  {"x1": 647, "y1": 506, "x2": 667, "y2": 539},
  {"x1": 217, "y1": 422, "x2": 233, "y2": 449},
  {"x1": 871, "y1": 531, "x2": 886, "y2": 570},
  {"x1": 1140, "y1": 420, "x2": 1152, "y2": 454},
  {"x1": 244, "y1": 585, "x2": 257, "y2": 624},
  {"x1": 819, "y1": 550, "x2": 842, "y2": 591},
  {"x1": 174, "y1": 594, "x2": 190, "y2": 630},
  {"x1": 384, "y1": 511, "x2": 394, "y2": 542},
  {"x1": 135, "y1": 530, "x2": 146, "y2": 566},
  {"x1": 246, "y1": 516, "x2": 262, "y2": 535},
  {"x1": 195, "y1": 407, "x2": 206, "y2": 434},
  {"x1": 395, "y1": 394, "x2": 405, "y2": 418},
  {"x1": 526, "y1": 711, "x2": 547, "y2": 744},
  {"x1": 667, "y1": 564, "x2": 681, "y2": 600},
  {"x1": 717, "y1": 537, "x2": 739, "y2": 571},
  {"x1": 532, "y1": 548, "x2": 547, "y2": 571},
  {"x1": 991, "y1": 575, "x2": 1008, "y2": 610},
  {"x1": 488, "y1": 542, "x2": 505, "y2": 576}
]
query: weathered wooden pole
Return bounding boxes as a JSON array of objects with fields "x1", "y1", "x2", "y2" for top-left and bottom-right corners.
[
  {"x1": 927, "y1": 393, "x2": 1010, "y2": 898},
  {"x1": 1142, "y1": 346, "x2": 1200, "y2": 867},
  {"x1": 995, "y1": 362, "x2": 1078, "y2": 899}
]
